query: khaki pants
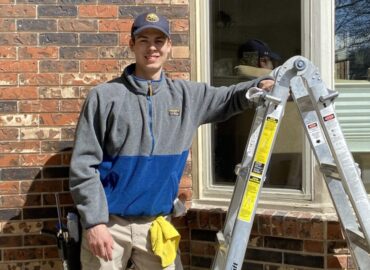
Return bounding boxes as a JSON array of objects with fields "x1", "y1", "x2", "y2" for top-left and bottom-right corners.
[{"x1": 80, "y1": 215, "x2": 183, "y2": 270}]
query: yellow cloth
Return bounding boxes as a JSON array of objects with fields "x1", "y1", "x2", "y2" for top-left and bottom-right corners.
[{"x1": 150, "y1": 216, "x2": 180, "y2": 268}]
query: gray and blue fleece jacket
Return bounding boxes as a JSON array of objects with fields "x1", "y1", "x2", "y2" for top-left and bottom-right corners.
[{"x1": 69, "y1": 63, "x2": 259, "y2": 229}]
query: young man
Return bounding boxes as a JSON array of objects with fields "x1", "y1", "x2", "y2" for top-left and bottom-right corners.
[{"x1": 69, "y1": 12, "x2": 274, "y2": 269}]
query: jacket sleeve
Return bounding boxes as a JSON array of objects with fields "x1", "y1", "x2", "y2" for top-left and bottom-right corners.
[
  {"x1": 69, "y1": 89, "x2": 109, "y2": 229},
  {"x1": 187, "y1": 79, "x2": 260, "y2": 125}
]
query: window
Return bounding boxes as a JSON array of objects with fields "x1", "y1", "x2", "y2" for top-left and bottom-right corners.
[
  {"x1": 194, "y1": 0, "x2": 316, "y2": 203},
  {"x1": 335, "y1": 0, "x2": 370, "y2": 192},
  {"x1": 211, "y1": 0, "x2": 302, "y2": 189}
]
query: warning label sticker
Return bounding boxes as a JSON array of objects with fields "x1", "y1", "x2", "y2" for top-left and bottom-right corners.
[
  {"x1": 323, "y1": 113, "x2": 335, "y2": 122},
  {"x1": 252, "y1": 116, "x2": 278, "y2": 176},
  {"x1": 238, "y1": 176, "x2": 261, "y2": 222},
  {"x1": 307, "y1": 121, "x2": 325, "y2": 147}
]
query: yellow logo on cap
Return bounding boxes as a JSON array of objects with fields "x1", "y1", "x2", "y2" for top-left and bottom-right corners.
[{"x1": 146, "y1": 13, "x2": 159, "y2": 22}]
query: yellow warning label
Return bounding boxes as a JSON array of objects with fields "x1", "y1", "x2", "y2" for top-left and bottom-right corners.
[
  {"x1": 252, "y1": 117, "x2": 278, "y2": 176},
  {"x1": 238, "y1": 176, "x2": 261, "y2": 222}
]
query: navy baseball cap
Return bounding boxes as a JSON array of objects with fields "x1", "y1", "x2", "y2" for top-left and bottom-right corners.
[
  {"x1": 238, "y1": 39, "x2": 281, "y2": 60},
  {"x1": 131, "y1": 12, "x2": 170, "y2": 38}
]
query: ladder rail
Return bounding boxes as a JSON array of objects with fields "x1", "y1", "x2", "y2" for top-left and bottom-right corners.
[
  {"x1": 212, "y1": 58, "x2": 294, "y2": 270},
  {"x1": 290, "y1": 75, "x2": 370, "y2": 269},
  {"x1": 292, "y1": 61, "x2": 370, "y2": 247}
]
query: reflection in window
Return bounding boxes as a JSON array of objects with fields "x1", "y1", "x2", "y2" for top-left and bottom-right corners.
[
  {"x1": 335, "y1": 0, "x2": 370, "y2": 193},
  {"x1": 210, "y1": 0, "x2": 302, "y2": 189},
  {"x1": 335, "y1": 0, "x2": 370, "y2": 81}
]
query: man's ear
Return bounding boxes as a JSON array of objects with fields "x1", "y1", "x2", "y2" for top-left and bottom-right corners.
[{"x1": 129, "y1": 38, "x2": 134, "y2": 50}]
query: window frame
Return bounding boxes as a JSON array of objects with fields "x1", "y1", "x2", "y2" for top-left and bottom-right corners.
[{"x1": 191, "y1": 0, "x2": 336, "y2": 209}]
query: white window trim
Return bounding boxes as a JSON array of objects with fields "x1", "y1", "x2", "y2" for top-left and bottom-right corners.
[{"x1": 191, "y1": 0, "x2": 336, "y2": 211}]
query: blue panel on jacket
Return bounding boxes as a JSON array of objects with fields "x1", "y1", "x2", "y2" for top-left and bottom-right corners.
[{"x1": 98, "y1": 150, "x2": 189, "y2": 217}]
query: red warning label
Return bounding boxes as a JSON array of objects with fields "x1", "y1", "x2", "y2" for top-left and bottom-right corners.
[
  {"x1": 323, "y1": 114, "x2": 335, "y2": 121},
  {"x1": 307, "y1": 122, "x2": 318, "y2": 129}
]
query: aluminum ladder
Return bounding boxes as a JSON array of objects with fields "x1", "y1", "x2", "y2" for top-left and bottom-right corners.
[{"x1": 211, "y1": 56, "x2": 370, "y2": 270}]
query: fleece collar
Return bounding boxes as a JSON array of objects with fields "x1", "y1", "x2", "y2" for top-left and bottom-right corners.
[{"x1": 123, "y1": 63, "x2": 167, "y2": 95}]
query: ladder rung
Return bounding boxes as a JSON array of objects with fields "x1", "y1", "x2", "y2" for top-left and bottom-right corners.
[
  {"x1": 320, "y1": 163, "x2": 341, "y2": 179},
  {"x1": 346, "y1": 228, "x2": 370, "y2": 253},
  {"x1": 216, "y1": 231, "x2": 225, "y2": 244}
]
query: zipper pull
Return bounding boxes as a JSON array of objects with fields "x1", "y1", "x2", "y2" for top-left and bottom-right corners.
[{"x1": 148, "y1": 81, "x2": 153, "y2": 96}]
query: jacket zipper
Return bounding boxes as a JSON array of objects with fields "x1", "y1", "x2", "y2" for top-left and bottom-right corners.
[{"x1": 147, "y1": 81, "x2": 155, "y2": 155}]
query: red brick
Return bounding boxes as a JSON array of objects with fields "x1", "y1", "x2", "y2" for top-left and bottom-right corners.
[
  {"x1": 79, "y1": 5, "x2": 118, "y2": 18},
  {"x1": 99, "y1": 19, "x2": 131, "y2": 32},
  {"x1": 20, "y1": 127, "x2": 61, "y2": 140},
  {"x1": 0, "y1": 181, "x2": 19, "y2": 195},
  {"x1": 81, "y1": 60, "x2": 119, "y2": 73},
  {"x1": 60, "y1": 99, "x2": 83, "y2": 112},
  {"x1": 20, "y1": 180, "x2": 63, "y2": 193},
  {"x1": 3, "y1": 248, "x2": 43, "y2": 261},
  {"x1": 283, "y1": 212, "x2": 299, "y2": 238},
  {"x1": 0, "y1": 194, "x2": 41, "y2": 208},
  {"x1": 190, "y1": 241, "x2": 215, "y2": 256},
  {"x1": 0, "y1": 33, "x2": 37, "y2": 45},
  {"x1": 24, "y1": 234, "x2": 55, "y2": 246},
  {"x1": 257, "y1": 209, "x2": 275, "y2": 235},
  {"x1": 1, "y1": 221, "x2": 43, "y2": 234},
  {"x1": 0, "y1": 154, "x2": 19, "y2": 166},
  {"x1": 18, "y1": 46, "x2": 58, "y2": 59},
  {"x1": 0, "y1": 73, "x2": 17, "y2": 85},
  {"x1": 0, "y1": 18, "x2": 15, "y2": 31},
  {"x1": 39, "y1": 113, "x2": 79, "y2": 126},
  {"x1": 119, "y1": 33, "x2": 131, "y2": 46},
  {"x1": 164, "y1": 59, "x2": 191, "y2": 72},
  {"x1": 304, "y1": 240, "x2": 324, "y2": 253},
  {"x1": 0, "y1": 46, "x2": 16, "y2": 59},
  {"x1": 20, "y1": 154, "x2": 62, "y2": 166},
  {"x1": 61, "y1": 73, "x2": 116, "y2": 86},
  {"x1": 0, "y1": 114, "x2": 38, "y2": 127},
  {"x1": 43, "y1": 192, "x2": 74, "y2": 206},
  {"x1": 0, "y1": 60, "x2": 37, "y2": 73},
  {"x1": 0, "y1": 5, "x2": 36, "y2": 18},
  {"x1": 271, "y1": 211, "x2": 285, "y2": 236},
  {"x1": 172, "y1": 46, "x2": 189, "y2": 59},
  {"x1": 19, "y1": 73, "x2": 59, "y2": 86},
  {"x1": 43, "y1": 247, "x2": 60, "y2": 260},
  {"x1": 59, "y1": 19, "x2": 98, "y2": 32},
  {"x1": 0, "y1": 128, "x2": 19, "y2": 141},
  {"x1": 298, "y1": 214, "x2": 324, "y2": 240},
  {"x1": 0, "y1": 235, "x2": 22, "y2": 247},
  {"x1": 168, "y1": 72, "x2": 190, "y2": 80},
  {"x1": 327, "y1": 221, "x2": 344, "y2": 240},
  {"x1": 0, "y1": 86, "x2": 38, "y2": 100},
  {"x1": 171, "y1": 19, "x2": 189, "y2": 32},
  {"x1": 40, "y1": 60, "x2": 79, "y2": 73},
  {"x1": 19, "y1": 100, "x2": 59, "y2": 113},
  {"x1": 0, "y1": 142, "x2": 40, "y2": 153},
  {"x1": 39, "y1": 86, "x2": 80, "y2": 99}
]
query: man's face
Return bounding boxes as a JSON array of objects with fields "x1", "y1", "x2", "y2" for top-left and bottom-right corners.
[
  {"x1": 259, "y1": 56, "x2": 274, "y2": 70},
  {"x1": 129, "y1": 28, "x2": 172, "y2": 80}
]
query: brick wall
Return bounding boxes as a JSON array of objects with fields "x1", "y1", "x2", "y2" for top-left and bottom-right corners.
[
  {"x1": 0, "y1": 1, "x2": 191, "y2": 269},
  {"x1": 187, "y1": 209, "x2": 354, "y2": 270},
  {"x1": 0, "y1": 2, "x2": 355, "y2": 270}
]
